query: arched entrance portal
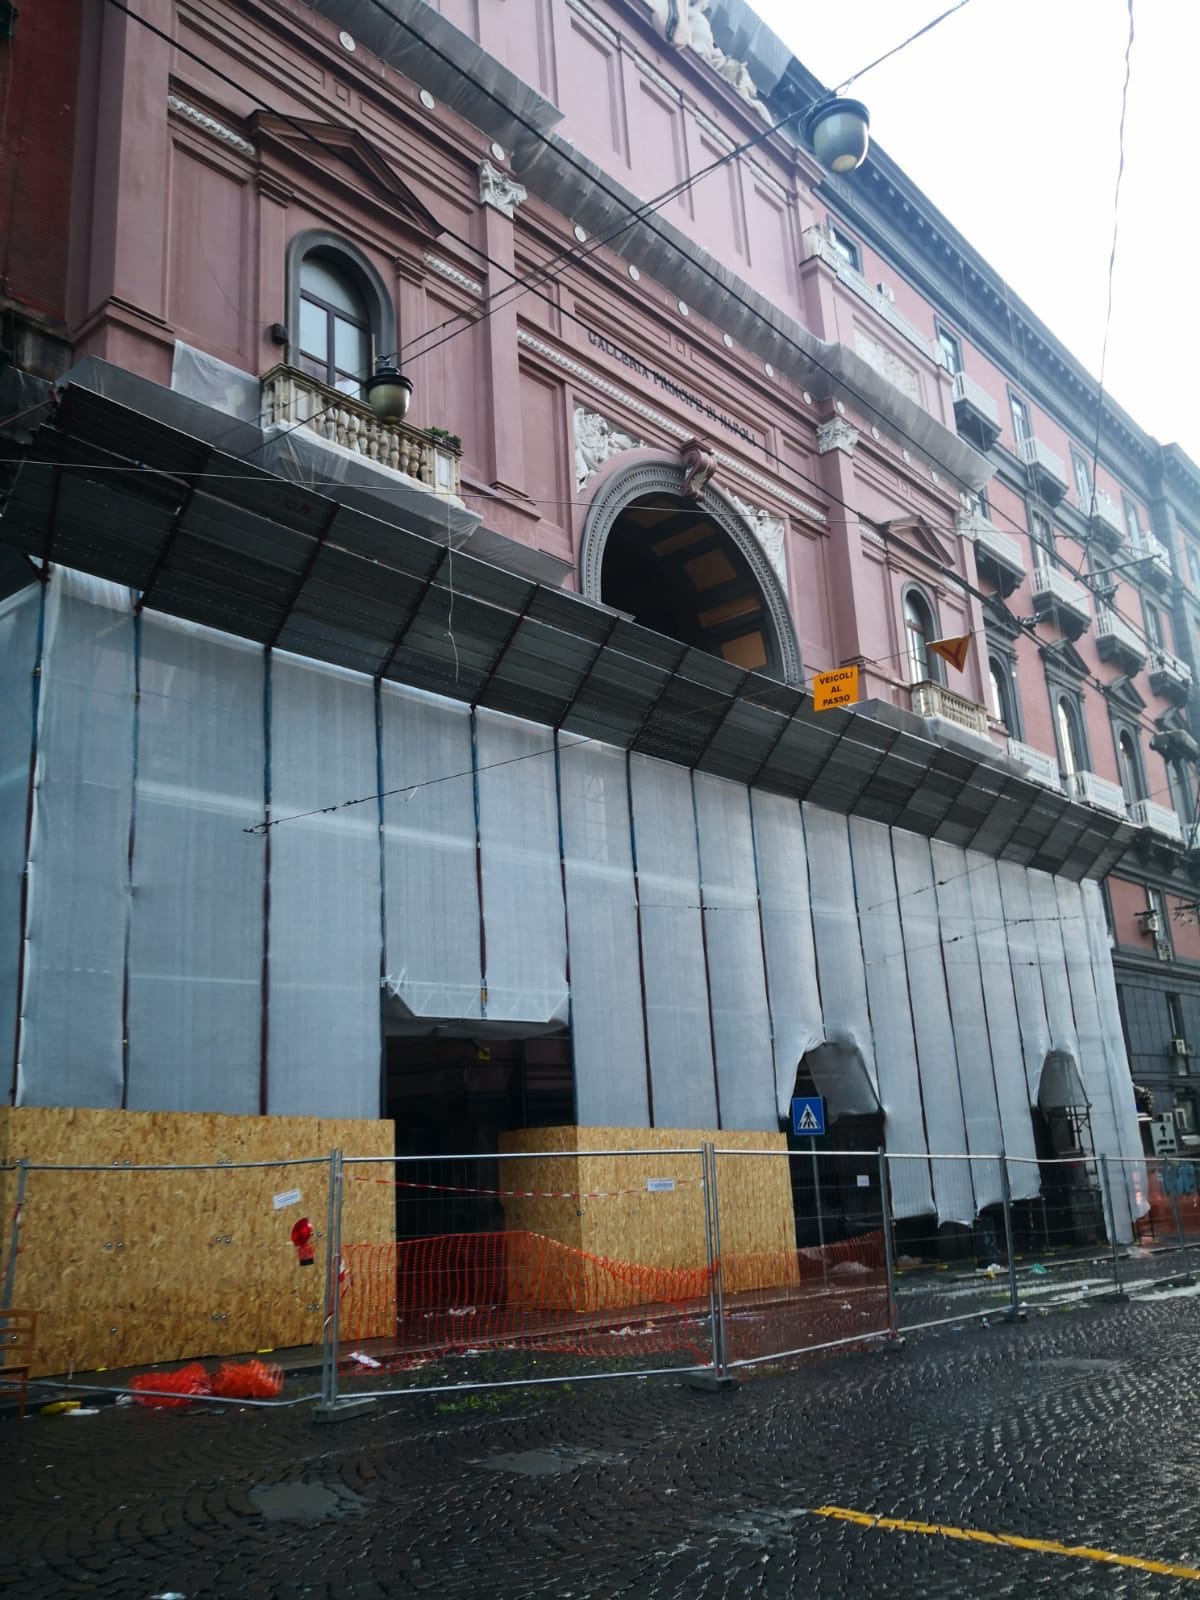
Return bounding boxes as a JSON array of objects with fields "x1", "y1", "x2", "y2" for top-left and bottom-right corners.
[{"x1": 580, "y1": 463, "x2": 803, "y2": 683}]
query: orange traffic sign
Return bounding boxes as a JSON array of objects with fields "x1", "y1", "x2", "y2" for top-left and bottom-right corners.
[{"x1": 812, "y1": 665, "x2": 859, "y2": 712}]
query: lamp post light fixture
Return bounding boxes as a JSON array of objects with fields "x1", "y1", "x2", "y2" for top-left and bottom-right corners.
[
  {"x1": 363, "y1": 362, "x2": 413, "y2": 423},
  {"x1": 806, "y1": 97, "x2": 871, "y2": 175}
]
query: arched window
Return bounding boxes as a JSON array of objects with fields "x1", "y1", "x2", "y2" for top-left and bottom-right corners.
[
  {"x1": 1056, "y1": 695, "x2": 1085, "y2": 777},
  {"x1": 903, "y1": 588, "x2": 939, "y2": 685},
  {"x1": 1117, "y1": 729, "x2": 1144, "y2": 805},
  {"x1": 285, "y1": 232, "x2": 396, "y2": 400},
  {"x1": 298, "y1": 254, "x2": 372, "y2": 395},
  {"x1": 988, "y1": 655, "x2": 1014, "y2": 728}
]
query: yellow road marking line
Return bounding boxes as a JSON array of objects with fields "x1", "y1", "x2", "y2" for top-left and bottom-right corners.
[{"x1": 811, "y1": 1506, "x2": 1200, "y2": 1581}]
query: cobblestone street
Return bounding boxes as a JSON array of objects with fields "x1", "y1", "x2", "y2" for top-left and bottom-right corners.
[{"x1": 6, "y1": 1286, "x2": 1200, "y2": 1599}]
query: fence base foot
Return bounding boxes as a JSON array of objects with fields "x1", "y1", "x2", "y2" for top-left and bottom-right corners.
[
  {"x1": 687, "y1": 1372, "x2": 738, "y2": 1392},
  {"x1": 879, "y1": 1334, "x2": 906, "y2": 1352},
  {"x1": 312, "y1": 1397, "x2": 379, "y2": 1423},
  {"x1": 1096, "y1": 1290, "x2": 1128, "y2": 1304},
  {"x1": 998, "y1": 1308, "x2": 1027, "y2": 1324}
]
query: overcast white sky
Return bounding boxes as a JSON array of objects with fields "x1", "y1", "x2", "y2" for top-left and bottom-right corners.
[{"x1": 753, "y1": 0, "x2": 1200, "y2": 464}]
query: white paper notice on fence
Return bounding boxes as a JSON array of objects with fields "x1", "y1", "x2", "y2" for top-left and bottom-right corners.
[
  {"x1": 272, "y1": 1188, "x2": 302, "y2": 1210},
  {"x1": 856, "y1": 1174, "x2": 870, "y2": 1188},
  {"x1": 646, "y1": 1178, "x2": 676, "y2": 1193}
]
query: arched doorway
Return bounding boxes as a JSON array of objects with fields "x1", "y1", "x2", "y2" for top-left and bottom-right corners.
[{"x1": 580, "y1": 462, "x2": 803, "y2": 683}]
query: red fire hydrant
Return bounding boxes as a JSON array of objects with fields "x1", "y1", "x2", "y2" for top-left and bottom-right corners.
[{"x1": 291, "y1": 1216, "x2": 315, "y2": 1267}]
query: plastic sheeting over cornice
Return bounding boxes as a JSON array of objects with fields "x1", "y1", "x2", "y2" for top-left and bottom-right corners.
[
  {"x1": 0, "y1": 363, "x2": 1133, "y2": 884},
  {"x1": 301, "y1": 0, "x2": 992, "y2": 493}
]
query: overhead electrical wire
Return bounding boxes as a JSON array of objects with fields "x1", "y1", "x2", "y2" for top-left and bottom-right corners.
[
  {"x1": 90, "y1": 0, "x2": 1166, "y2": 683},
  {"x1": 59, "y1": 0, "x2": 1189, "y2": 795}
]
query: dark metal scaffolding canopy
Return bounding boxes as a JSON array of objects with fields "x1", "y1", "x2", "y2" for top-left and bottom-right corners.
[{"x1": 0, "y1": 376, "x2": 1134, "y2": 880}]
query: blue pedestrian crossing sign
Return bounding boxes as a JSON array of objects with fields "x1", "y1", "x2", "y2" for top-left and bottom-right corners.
[{"x1": 791, "y1": 1095, "x2": 826, "y2": 1137}]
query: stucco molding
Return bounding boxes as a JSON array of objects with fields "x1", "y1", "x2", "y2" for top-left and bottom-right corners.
[
  {"x1": 817, "y1": 418, "x2": 860, "y2": 457},
  {"x1": 728, "y1": 490, "x2": 788, "y2": 586},
  {"x1": 478, "y1": 159, "x2": 528, "y2": 219},
  {"x1": 578, "y1": 457, "x2": 804, "y2": 683},
  {"x1": 167, "y1": 94, "x2": 256, "y2": 158},
  {"x1": 574, "y1": 405, "x2": 645, "y2": 492},
  {"x1": 519, "y1": 330, "x2": 825, "y2": 523},
  {"x1": 421, "y1": 251, "x2": 484, "y2": 297}
]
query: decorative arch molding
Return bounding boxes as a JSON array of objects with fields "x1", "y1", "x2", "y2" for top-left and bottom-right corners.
[
  {"x1": 284, "y1": 229, "x2": 397, "y2": 372},
  {"x1": 579, "y1": 456, "x2": 804, "y2": 685}
]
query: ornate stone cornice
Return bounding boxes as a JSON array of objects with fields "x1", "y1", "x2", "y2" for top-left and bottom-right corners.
[
  {"x1": 421, "y1": 252, "x2": 483, "y2": 297},
  {"x1": 817, "y1": 418, "x2": 860, "y2": 457},
  {"x1": 167, "y1": 94, "x2": 255, "y2": 158},
  {"x1": 519, "y1": 330, "x2": 825, "y2": 523}
]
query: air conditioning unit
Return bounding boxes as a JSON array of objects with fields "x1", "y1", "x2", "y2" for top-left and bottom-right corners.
[
  {"x1": 1169, "y1": 1036, "x2": 1192, "y2": 1057},
  {"x1": 1137, "y1": 907, "x2": 1162, "y2": 936},
  {"x1": 877, "y1": 282, "x2": 895, "y2": 302}
]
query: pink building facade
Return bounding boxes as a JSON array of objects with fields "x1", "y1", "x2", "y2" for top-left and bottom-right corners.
[{"x1": 3, "y1": 0, "x2": 1195, "y2": 1237}]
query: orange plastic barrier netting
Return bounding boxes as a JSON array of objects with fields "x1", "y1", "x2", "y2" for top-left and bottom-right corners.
[
  {"x1": 720, "y1": 1229, "x2": 889, "y2": 1365},
  {"x1": 337, "y1": 1229, "x2": 715, "y2": 1370},
  {"x1": 1138, "y1": 1165, "x2": 1200, "y2": 1240}
]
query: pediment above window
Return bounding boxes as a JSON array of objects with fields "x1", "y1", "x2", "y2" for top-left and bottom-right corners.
[
  {"x1": 249, "y1": 112, "x2": 443, "y2": 236},
  {"x1": 883, "y1": 515, "x2": 953, "y2": 567}
]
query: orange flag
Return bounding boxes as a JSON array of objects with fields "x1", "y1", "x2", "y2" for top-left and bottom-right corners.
[{"x1": 928, "y1": 634, "x2": 971, "y2": 672}]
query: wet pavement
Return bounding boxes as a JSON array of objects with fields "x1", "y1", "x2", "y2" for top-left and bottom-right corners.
[{"x1": 5, "y1": 1283, "x2": 1200, "y2": 1598}]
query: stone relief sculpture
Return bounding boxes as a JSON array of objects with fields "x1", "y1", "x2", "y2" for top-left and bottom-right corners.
[
  {"x1": 680, "y1": 436, "x2": 717, "y2": 500},
  {"x1": 854, "y1": 330, "x2": 921, "y2": 405},
  {"x1": 729, "y1": 491, "x2": 787, "y2": 585},
  {"x1": 647, "y1": 0, "x2": 769, "y2": 116},
  {"x1": 478, "y1": 159, "x2": 527, "y2": 219},
  {"x1": 574, "y1": 407, "x2": 642, "y2": 491}
]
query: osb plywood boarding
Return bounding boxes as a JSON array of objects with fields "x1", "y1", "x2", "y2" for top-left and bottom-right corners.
[
  {"x1": 0, "y1": 1108, "x2": 393, "y2": 1378},
  {"x1": 497, "y1": 1126, "x2": 798, "y2": 1304}
]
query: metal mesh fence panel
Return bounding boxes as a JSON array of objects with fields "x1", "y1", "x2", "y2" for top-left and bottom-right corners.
[
  {"x1": 888, "y1": 1155, "x2": 1019, "y2": 1332},
  {"x1": 330, "y1": 1150, "x2": 715, "y2": 1397},
  {"x1": 712, "y1": 1148, "x2": 892, "y2": 1369}
]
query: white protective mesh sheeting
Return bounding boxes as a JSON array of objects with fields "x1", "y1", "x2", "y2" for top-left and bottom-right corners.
[
  {"x1": 267, "y1": 653, "x2": 381, "y2": 1118},
  {"x1": 21, "y1": 572, "x2": 134, "y2": 1108},
  {"x1": 380, "y1": 682, "x2": 481, "y2": 1023},
  {"x1": 1056, "y1": 876, "x2": 1138, "y2": 1240},
  {"x1": 802, "y1": 805, "x2": 879, "y2": 1106},
  {"x1": 931, "y1": 842, "x2": 1004, "y2": 1210},
  {"x1": 475, "y1": 709, "x2": 568, "y2": 1025},
  {"x1": 1081, "y1": 878, "x2": 1147, "y2": 1223},
  {"x1": 1026, "y1": 868, "x2": 1080, "y2": 1070},
  {"x1": 891, "y1": 830, "x2": 975, "y2": 1224},
  {"x1": 995, "y1": 860, "x2": 1053, "y2": 1106},
  {"x1": 629, "y1": 754, "x2": 717, "y2": 1129},
  {"x1": 750, "y1": 790, "x2": 823, "y2": 1119},
  {"x1": 0, "y1": 584, "x2": 41, "y2": 1098},
  {"x1": 693, "y1": 773, "x2": 776, "y2": 1131},
  {"x1": 558, "y1": 736, "x2": 648, "y2": 1126},
  {"x1": 967, "y1": 857, "x2": 1040, "y2": 1197},
  {"x1": 127, "y1": 614, "x2": 265, "y2": 1112},
  {"x1": 849, "y1": 816, "x2": 934, "y2": 1221}
]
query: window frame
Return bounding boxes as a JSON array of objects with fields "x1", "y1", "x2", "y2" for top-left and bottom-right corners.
[
  {"x1": 935, "y1": 324, "x2": 963, "y2": 375},
  {"x1": 986, "y1": 650, "x2": 1021, "y2": 734},
  {"x1": 1113, "y1": 722, "x2": 1146, "y2": 806},
  {"x1": 1122, "y1": 495, "x2": 1142, "y2": 543},
  {"x1": 827, "y1": 221, "x2": 862, "y2": 272},
  {"x1": 1028, "y1": 505, "x2": 1055, "y2": 559},
  {"x1": 1070, "y1": 448, "x2": 1093, "y2": 510},
  {"x1": 1008, "y1": 391, "x2": 1032, "y2": 445},
  {"x1": 1053, "y1": 691, "x2": 1089, "y2": 779},
  {"x1": 901, "y1": 583, "x2": 942, "y2": 688},
  {"x1": 285, "y1": 230, "x2": 396, "y2": 398}
]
